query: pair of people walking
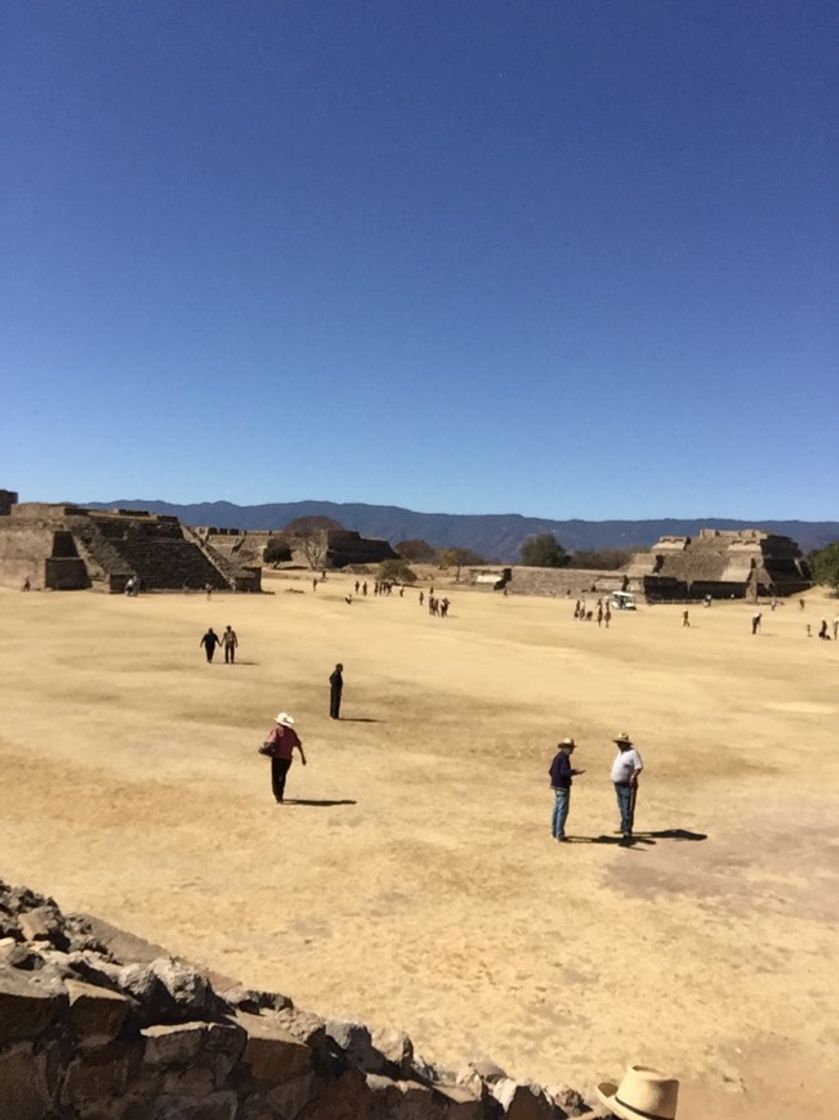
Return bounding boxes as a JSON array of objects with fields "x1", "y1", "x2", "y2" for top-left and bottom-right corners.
[
  {"x1": 549, "y1": 732, "x2": 644, "y2": 842},
  {"x1": 199, "y1": 625, "x2": 238, "y2": 663}
]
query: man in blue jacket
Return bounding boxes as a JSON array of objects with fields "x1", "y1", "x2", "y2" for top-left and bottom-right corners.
[{"x1": 549, "y1": 737, "x2": 583, "y2": 842}]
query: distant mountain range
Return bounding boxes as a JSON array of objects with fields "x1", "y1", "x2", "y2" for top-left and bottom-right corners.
[{"x1": 82, "y1": 499, "x2": 838, "y2": 562}]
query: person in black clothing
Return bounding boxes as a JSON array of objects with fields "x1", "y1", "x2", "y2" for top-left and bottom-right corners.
[
  {"x1": 549, "y1": 738, "x2": 584, "y2": 841},
  {"x1": 200, "y1": 628, "x2": 220, "y2": 663},
  {"x1": 329, "y1": 663, "x2": 344, "y2": 719}
]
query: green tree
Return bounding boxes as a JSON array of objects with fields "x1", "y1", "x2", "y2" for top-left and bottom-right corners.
[
  {"x1": 378, "y1": 558, "x2": 417, "y2": 584},
  {"x1": 264, "y1": 538, "x2": 292, "y2": 566},
  {"x1": 810, "y1": 542, "x2": 839, "y2": 591},
  {"x1": 567, "y1": 548, "x2": 634, "y2": 570},
  {"x1": 519, "y1": 533, "x2": 569, "y2": 568}
]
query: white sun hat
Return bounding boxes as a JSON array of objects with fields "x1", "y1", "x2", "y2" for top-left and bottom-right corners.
[
  {"x1": 274, "y1": 712, "x2": 295, "y2": 727},
  {"x1": 596, "y1": 1066, "x2": 679, "y2": 1120}
]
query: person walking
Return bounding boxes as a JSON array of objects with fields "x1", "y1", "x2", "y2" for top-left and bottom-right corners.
[
  {"x1": 610, "y1": 732, "x2": 643, "y2": 840},
  {"x1": 261, "y1": 713, "x2": 306, "y2": 803},
  {"x1": 682, "y1": 610, "x2": 690, "y2": 628},
  {"x1": 329, "y1": 663, "x2": 344, "y2": 719},
  {"x1": 751, "y1": 610, "x2": 762, "y2": 635},
  {"x1": 199, "y1": 627, "x2": 221, "y2": 663},
  {"x1": 833, "y1": 616, "x2": 839, "y2": 641},
  {"x1": 549, "y1": 737, "x2": 583, "y2": 841},
  {"x1": 221, "y1": 625, "x2": 238, "y2": 664}
]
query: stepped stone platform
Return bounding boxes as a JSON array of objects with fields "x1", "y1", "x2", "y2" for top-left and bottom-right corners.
[
  {"x1": 199, "y1": 527, "x2": 398, "y2": 570},
  {"x1": 0, "y1": 495, "x2": 261, "y2": 593},
  {"x1": 0, "y1": 880, "x2": 596, "y2": 1119},
  {"x1": 626, "y1": 528, "x2": 812, "y2": 602}
]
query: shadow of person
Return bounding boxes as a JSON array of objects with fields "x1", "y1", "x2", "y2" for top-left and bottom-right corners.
[
  {"x1": 569, "y1": 835, "x2": 656, "y2": 849},
  {"x1": 282, "y1": 799, "x2": 357, "y2": 807},
  {"x1": 339, "y1": 717, "x2": 380, "y2": 723},
  {"x1": 644, "y1": 828, "x2": 708, "y2": 841}
]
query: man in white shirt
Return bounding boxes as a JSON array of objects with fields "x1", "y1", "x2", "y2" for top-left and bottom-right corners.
[{"x1": 610, "y1": 732, "x2": 644, "y2": 839}]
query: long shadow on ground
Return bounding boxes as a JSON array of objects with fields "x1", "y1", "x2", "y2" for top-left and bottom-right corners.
[
  {"x1": 565, "y1": 828, "x2": 707, "y2": 851},
  {"x1": 282, "y1": 799, "x2": 358, "y2": 807}
]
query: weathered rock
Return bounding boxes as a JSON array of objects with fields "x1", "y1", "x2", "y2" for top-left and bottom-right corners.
[
  {"x1": 142, "y1": 1022, "x2": 208, "y2": 1066},
  {"x1": 203, "y1": 1018, "x2": 248, "y2": 1084},
  {"x1": 0, "y1": 938, "x2": 43, "y2": 970},
  {"x1": 150, "y1": 957, "x2": 229, "y2": 1022},
  {"x1": 127, "y1": 1091, "x2": 240, "y2": 1120},
  {"x1": 67, "y1": 978, "x2": 131, "y2": 1045},
  {"x1": 0, "y1": 965, "x2": 68, "y2": 1043},
  {"x1": 224, "y1": 983, "x2": 294, "y2": 1015},
  {"x1": 6, "y1": 884, "x2": 54, "y2": 914},
  {"x1": 119, "y1": 962, "x2": 174, "y2": 1025},
  {"x1": 294, "y1": 1066, "x2": 376, "y2": 1120},
  {"x1": 19, "y1": 904, "x2": 68, "y2": 948},
  {"x1": 60, "y1": 1042, "x2": 137, "y2": 1105},
  {"x1": 545, "y1": 1083, "x2": 590, "y2": 1117},
  {"x1": 0, "y1": 1041, "x2": 53, "y2": 1120},
  {"x1": 66, "y1": 948, "x2": 125, "y2": 990},
  {"x1": 237, "y1": 1010, "x2": 313, "y2": 1084},
  {"x1": 265, "y1": 1070, "x2": 319, "y2": 1119},
  {"x1": 370, "y1": 1027, "x2": 415, "y2": 1074},
  {"x1": 269, "y1": 1006, "x2": 328, "y2": 1052},
  {"x1": 366, "y1": 1073, "x2": 445, "y2": 1120},
  {"x1": 434, "y1": 1083, "x2": 484, "y2": 1120},
  {"x1": 466, "y1": 1059, "x2": 508, "y2": 1085},
  {"x1": 491, "y1": 1078, "x2": 553, "y2": 1120},
  {"x1": 327, "y1": 1019, "x2": 385, "y2": 1073}
]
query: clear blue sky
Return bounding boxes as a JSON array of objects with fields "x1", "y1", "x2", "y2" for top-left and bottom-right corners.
[{"x1": 3, "y1": 2, "x2": 837, "y2": 519}]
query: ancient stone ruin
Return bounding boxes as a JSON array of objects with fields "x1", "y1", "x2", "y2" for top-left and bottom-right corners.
[
  {"x1": 0, "y1": 496, "x2": 261, "y2": 593},
  {"x1": 470, "y1": 529, "x2": 812, "y2": 603},
  {"x1": 0, "y1": 880, "x2": 595, "y2": 1119},
  {"x1": 199, "y1": 528, "x2": 398, "y2": 570},
  {"x1": 625, "y1": 528, "x2": 812, "y2": 602}
]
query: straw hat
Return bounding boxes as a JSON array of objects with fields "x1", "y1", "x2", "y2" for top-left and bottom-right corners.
[
  {"x1": 559, "y1": 737, "x2": 576, "y2": 747},
  {"x1": 613, "y1": 731, "x2": 633, "y2": 746},
  {"x1": 596, "y1": 1066, "x2": 679, "y2": 1120},
  {"x1": 274, "y1": 712, "x2": 295, "y2": 727}
]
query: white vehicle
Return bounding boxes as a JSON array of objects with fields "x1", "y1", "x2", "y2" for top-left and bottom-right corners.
[{"x1": 610, "y1": 591, "x2": 637, "y2": 611}]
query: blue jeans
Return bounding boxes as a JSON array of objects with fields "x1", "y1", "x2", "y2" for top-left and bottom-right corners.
[
  {"x1": 614, "y1": 783, "x2": 634, "y2": 835},
  {"x1": 551, "y1": 788, "x2": 570, "y2": 838}
]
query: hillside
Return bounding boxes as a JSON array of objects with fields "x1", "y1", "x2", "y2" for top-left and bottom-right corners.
[{"x1": 79, "y1": 500, "x2": 839, "y2": 562}]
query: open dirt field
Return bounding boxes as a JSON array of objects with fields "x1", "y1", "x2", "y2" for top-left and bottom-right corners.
[{"x1": 1, "y1": 573, "x2": 837, "y2": 1118}]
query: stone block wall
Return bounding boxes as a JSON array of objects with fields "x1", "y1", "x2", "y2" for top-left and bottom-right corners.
[
  {"x1": 0, "y1": 881, "x2": 596, "y2": 1120},
  {"x1": 0, "y1": 489, "x2": 18, "y2": 516},
  {"x1": 506, "y1": 568, "x2": 634, "y2": 599},
  {"x1": 0, "y1": 525, "x2": 56, "y2": 590}
]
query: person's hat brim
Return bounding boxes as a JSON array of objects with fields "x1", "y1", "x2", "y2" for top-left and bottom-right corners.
[{"x1": 596, "y1": 1082, "x2": 637, "y2": 1120}]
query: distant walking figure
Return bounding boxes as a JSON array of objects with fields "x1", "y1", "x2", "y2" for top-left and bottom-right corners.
[
  {"x1": 597, "y1": 604, "x2": 603, "y2": 626},
  {"x1": 419, "y1": 591, "x2": 424, "y2": 607},
  {"x1": 751, "y1": 611, "x2": 762, "y2": 635},
  {"x1": 799, "y1": 599, "x2": 806, "y2": 610},
  {"x1": 355, "y1": 580, "x2": 360, "y2": 594},
  {"x1": 200, "y1": 628, "x2": 220, "y2": 663},
  {"x1": 682, "y1": 610, "x2": 690, "y2": 628},
  {"x1": 205, "y1": 582, "x2": 213, "y2": 600},
  {"x1": 611, "y1": 732, "x2": 643, "y2": 839},
  {"x1": 549, "y1": 737, "x2": 583, "y2": 842},
  {"x1": 261, "y1": 713, "x2": 306, "y2": 803},
  {"x1": 440, "y1": 597, "x2": 449, "y2": 618},
  {"x1": 221, "y1": 625, "x2": 238, "y2": 664},
  {"x1": 312, "y1": 577, "x2": 318, "y2": 592},
  {"x1": 604, "y1": 605, "x2": 611, "y2": 628},
  {"x1": 329, "y1": 663, "x2": 344, "y2": 719},
  {"x1": 818, "y1": 619, "x2": 829, "y2": 640},
  {"x1": 362, "y1": 581, "x2": 368, "y2": 597},
  {"x1": 833, "y1": 617, "x2": 839, "y2": 641}
]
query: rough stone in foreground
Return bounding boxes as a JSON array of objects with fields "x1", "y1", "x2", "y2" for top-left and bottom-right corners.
[{"x1": 0, "y1": 878, "x2": 597, "y2": 1119}]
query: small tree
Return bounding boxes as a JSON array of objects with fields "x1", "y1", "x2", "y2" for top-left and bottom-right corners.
[
  {"x1": 567, "y1": 548, "x2": 634, "y2": 570},
  {"x1": 396, "y1": 538, "x2": 439, "y2": 563},
  {"x1": 283, "y1": 516, "x2": 343, "y2": 570},
  {"x1": 264, "y1": 538, "x2": 292, "y2": 566},
  {"x1": 810, "y1": 542, "x2": 839, "y2": 592},
  {"x1": 378, "y1": 558, "x2": 417, "y2": 584},
  {"x1": 520, "y1": 534, "x2": 569, "y2": 568},
  {"x1": 439, "y1": 547, "x2": 486, "y2": 582}
]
